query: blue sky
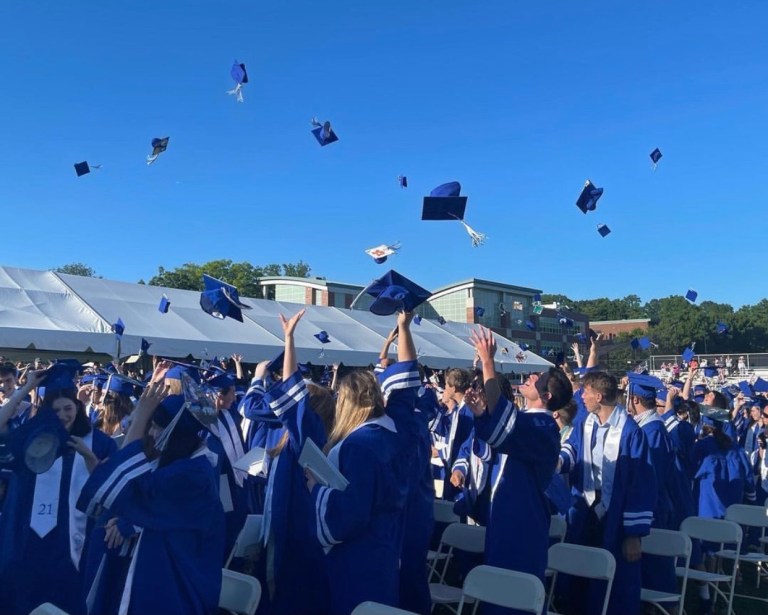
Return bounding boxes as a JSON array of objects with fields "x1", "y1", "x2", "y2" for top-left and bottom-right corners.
[{"x1": 1, "y1": 1, "x2": 767, "y2": 307}]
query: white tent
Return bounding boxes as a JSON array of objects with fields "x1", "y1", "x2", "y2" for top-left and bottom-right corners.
[{"x1": 0, "y1": 266, "x2": 553, "y2": 372}]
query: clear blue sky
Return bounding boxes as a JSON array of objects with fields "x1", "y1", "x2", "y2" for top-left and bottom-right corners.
[{"x1": 2, "y1": 1, "x2": 767, "y2": 307}]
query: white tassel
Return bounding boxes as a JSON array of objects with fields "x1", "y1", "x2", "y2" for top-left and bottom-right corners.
[
  {"x1": 146, "y1": 154, "x2": 159, "y2": 166},
  {"x1": 460, "y1": 220, "x2": 487, "y2": 247},
  {"x1": 226, "y1": 83, "x2": 244, "y2": 103}
]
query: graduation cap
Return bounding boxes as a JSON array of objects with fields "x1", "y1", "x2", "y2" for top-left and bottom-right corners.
[
  {"x1": 738, "y1": 381, "x2": 754, "y2": 397},
  {"x1": 74, "y1": 161, "x2": 102, "y2": 177},
  {"x1": 650, "y1": 148, "x2": 663, "y2": 168},
  {"x1": 422, "y1": 182, "x2": 486, "y2": 247},
  {"x1": 576, "y1": 180, "x2": 604, "y2": 214},
  {"x1": 532, "y1": 305, "x2": 544, "y2": 315},
  {"x1": 682, "y1": 347, "x2": 696, "y2": 362},
  {"x1": 206, "y1": 373, "x2": 236, "y2": 390},
  {"x1": 752, "y1": 377, "x2": 768, "y2": 394},
  {"x1": 0, "y1": 409, "x2": 69, "y2": 474},
  {"x1": 597, "y1": 224, "x2": 611, "y2": 237},
  {"x1": 533, "y1": 293, "x2": 542, "y2": 304},
  {"x1": 437, "y1": 316, "x2": 446, "y2": 325},
  {"x1": 140, "y1": 338, "x2": 151, "y2": 354},
  {"x1": 702, "y1": 365, "x2": 720, "y2": 378},
  {"x1": 310, "y1": 117, "x2": 339, "y2": 146},
  {"x1": 685, "y1": 289, "x2": 698, "y2": 303},
  {"x1": 558, "y1": 317, "x2": 574, "y2": 328},
  {"x1": 716, "y1": 321, "x2": 729, "y2": 334},
  {"x1": 158, "y1": 295, "x2": 171, "y2": 314},
  {"x1": 39, "y1": 360, "x2": 82, "y2": 398},
  {"x1": 413, "y1": 314, "x2": 422, "y2": 325},
  {"x1": 315, "y1": 330, "x2": 331, "y2": 344},
  {"x1": 365, "y1": 242, "x2": 400, "y2": 264},
  {"x1": 266, "y1": 351, "x2": 285, "y2": 375},
  {"x1": 699, "y1": 405, "x2": 730, "y2": 428},
  {"x1": 627, "y1": 372, "x2": 665, "y2": 400},
  {"x1": 362, "y1": 269, "x2": 432, "y2": 316},
  {"x1": 226, "y1": 60, "x2": 248, "y2": 103},
  {"x1": 164, "y1": 360, "x2": 203, "y2": 384},
  {"x1": 630, "y1": 336, "x2": 652, "y2": 351},
  {"x1": 112, "y1": 318, "x2": 125, "y2": 338},
  {"x1": 519, "y1": 343, "x2": 530, "y2": 351},
  {"x1": 474, "y1": 307, "x2": 485, "y2": 318},
  {"x1": 105, "y1": 374, "x2": 144, "y2": 398},
  {"x1": 200, "y1": 274, "x2": 251, "y2": 322},
  {"x1": 152, "y1": 386, "x2": 216, "y2": 452},
  {"x1": 298, "y1": 363, "x2": 312, "y2": 377},
  {"x1": 525, "y1": 320, "x2": 536, "y2": 331},
  {"x1": 397, "y1": 175, "x2": 408, "y2": 189},
  {"x1": 146, "y1": 137, "x2": 169, "y2": 165}
]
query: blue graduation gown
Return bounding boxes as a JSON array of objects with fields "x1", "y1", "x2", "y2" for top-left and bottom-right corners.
[
  {"x1": 429, "y1": 401, "x2": 474, "y2": 501},
  {"x1": 560, "y1": 406, "x2": 656, "y2": 615},
  {"x1": 312, "y1": 360, "x2": 419, "y2": 615},
  {"x1": 239, "y1": 378, "x2": 277, "y2": 515},
  {"x1": 0, "y1": 426, "x2": 116, "y2": 615},
  {"x1": 77, "y1": 440, "x2": 225, "y2": 615},
  {"x1": 693, "y1": 437, "x2": 757, "y2": 520},
  {"x1": 451, "y1": 429, "x2": 494, "y2": 526},
  {"x1": 257, "y1": 371, "x2": 329, "y2": 615},
  {"x1": 474, "y1": 396, "x2": 560, "y2": 614}
]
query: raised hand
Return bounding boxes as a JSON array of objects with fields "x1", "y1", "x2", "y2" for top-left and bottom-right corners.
[
  {"x1": 280, "y1": 309, "x2": 306, "y2": 337},
  {"x1": 469, "y1": 326, "x2": 497, "y2": 364}
]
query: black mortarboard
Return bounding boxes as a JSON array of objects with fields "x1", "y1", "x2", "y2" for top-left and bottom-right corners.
[
  {"x1": 650, "y1": 148, "x2": 663, "y2": 165},
  {"x1": 0, "y1": 408, "x2": 69, "y2": 474},
  {"x1": 199, "y1": 274, "x2": 251, "y2": 322},
  {"x1": 685, "y1": 289, "x2": 698, "y2": 303},
  {"x1": 474, "y1": 307, "x2": 485, "y2": 318},
  {"x1": 422, "y1": 182, "x2": 467, "y2": 221},
  {"x1": 398, "y1": 175, "x2": 408, "y2": 189},
  {"x1": 362, "y1": 270, "x2": 432, "y2": 316},
  {"x1": 140, "y1": 338, "x2": 151, "y2": 354},
  {"x1": 576, "y1": 180, "x2": 604, "y2": 214},
  {"x1": 716, "y1": 321, "x2": 728, "y2": 334},
  {"x1": 310, "y1": 118, "x2": 339, "y2": 146},
  {"x1": 315, "y1": 330, "x2": 331, "y2": 344},
  {"x1": 112, "y1": 318, "x2": 125, "y2": 338},
  {"x1": 147, "y1": 137, "x2": 169, "y2": 165},
  {"x1": 39, "y1": 359, "x2": 82, "y2": 398},
  {"x1": 597, "y1": 224, "x2": 611, "y2": 237},
  {"x1": 74, "y1": 161, "x2": 101, "y2": 177},
  {"x1": 627, "y1": 372, "x2": 664, "y2": 400}
]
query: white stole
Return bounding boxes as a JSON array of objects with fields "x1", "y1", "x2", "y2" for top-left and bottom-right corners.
[{"x1": 582, "y1": 407, "x2": 627, "y2": 520}]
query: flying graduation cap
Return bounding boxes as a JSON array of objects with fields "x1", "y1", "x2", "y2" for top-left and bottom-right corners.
[
  {"x1": 716, "y1": 321, "x2": 729, "y2": 334},
  {"x1": 310, "y1": 117, "x2": 339, "y2": 146},
  {"x1": 226, "y1": 60, "x2": 248, "y2": 103},
  {"x1": 474, "y1": 306, "x2": 485, "y2": 318},
  {"x1": 199, "y1": 274, "x2": 252, "y2": 322},
  {"x1": 397, "y1": 175, "x2": 408, "y2": 189},
  {"x1": 365, "y1": 242, "x2": 401, "y2": 264},
  {"x1": 362, "y1": 269, "x2": 432, "y2": 316},
  {"x1": 74, "y1": 161, "x2": 102, "y2": 177},
  {"x1": 597, "y1": 224, "x2": 611, "y2": 237},
  {"x1": 685, "y1": 289, "x2": 698, "y2": 303},
  {"x1": 576, "y1": 180, "x2": 604, "y2": 214},
  {"x1": 112, "y1": 318, "x2": 125, "y2": 338},
  {"x1": 158, "y1": 295, "x2": 171, "y2": 314},
  {"x1": 146, "y1": 137, "x2": 170, "y2": 165},
  {"x1": 422, "y1": 182, "x2": 486, "y2": 247},
  {"x1": 650, "y1": 148, "x2": 663, "y2": 169},
  {"x1": 314, "y1": 330, "x2": 331, "y2": 344},
  {"x1": 630, "y1": 336, "x2": 652, "y2": 351}
]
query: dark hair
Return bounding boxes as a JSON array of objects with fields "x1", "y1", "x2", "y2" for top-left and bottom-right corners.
[
  {"x1": 499, "y1": 376, "x2": 514, "y2": 402},
  {"x1": 539, "y1": 367, "x2": 573, "y2": 412},
  {"x1": 558, "y1": 399, "x2": 578, "y2": 424},
  {"x1": 158, "y1": 428, "x2": 203, "y2": 468},
  {"x1": 582, "y1": 371, "x2": 618, "y2": 405},
  {"x1": 0, "y1": 364, "x2": 18, "y2": 378},
  {"x1": 631, "y1": 393, "x2": 656, "y2": 410},
  {"x1": 702, "y1": 423, "x2": 733, "y2": 451},
  {"x1": 709, "y1": 391, "x2": 728, "y2": 410},
  {"x1": 41, "y1": 390, "x2": 91, "y2": 437},
  {"x1": 446, "y1": 368, "x2": 473, "y2": 394}
]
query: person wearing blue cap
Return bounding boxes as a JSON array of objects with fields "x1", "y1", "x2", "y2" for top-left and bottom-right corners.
[
  {"x1": 244, "y1": 309, "x2": 334, "y2": 615},
  {"x1": 0, "y1": 368, "x2": 117, "y2": 615},
  {"x1": 77, "y1": 368, "x2": 225, "y2": 615},
  {"x1": 462, "y1": 328, "x2": 569, "y2": 615},
  {"x1": 558, "y1": 371, "x2": 656, "y2": 615},
  {"x1": 308, "y1": 309, "x2": 421, "y2": 615}
]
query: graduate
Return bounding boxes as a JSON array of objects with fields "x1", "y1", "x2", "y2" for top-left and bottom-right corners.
[
  {"x1": 308, "y1": 310, "x2": 420, "y2": 615},
  {"x1": 463, "y1": 327, "x2": 568, "y2": 615},
  {"x1": 77, "y1": 366, "x2": 225, "y2": 615},
  {"x1": 250, "y1": 309, "x2": 334, "y2": 615},
  {"x1": 559, "y1": 371, "x2": 656, "y2": 615},
  {"x1": 0, "y1": 368, "x2": 117, "y2": 615}
]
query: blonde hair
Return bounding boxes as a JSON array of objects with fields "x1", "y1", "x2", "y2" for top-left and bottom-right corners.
[
  {"x1": 100, "y1": 393, "x2": 133, "y2": 436},
  {"x1": 164, "y1": 378, "x2": 183, "y2": 395},
  {"x1": 324, "y1": 371, "x2": 384, "y2": 453},
  {"x1": 268, "y1": 383, "x2": 336, "y2": 458}
]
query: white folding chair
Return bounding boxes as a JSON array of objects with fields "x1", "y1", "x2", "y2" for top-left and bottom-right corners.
[
  {"x1": 429, "y1": 523, "x2": 486, "y2": 613},
  {"x1": 640, "y1": 528, "x2": 693, "y2": 615},
  {"x1": 457, "y1": 565, "x2": 546, "y2": 615},
  {"x1": 352, "y1": 601, "x2": 419, "y2": 615},
  {"x1": 720, "y1": 504, "x2": 768, "y2": 601},
  {"x1": 219, "y1": 569, "x2": 262, "y2": 615},
  {"x1": 29, "y1": 604, "x2": 70, "y2": 615},
  {"x1": 677, "y1": 516, "x2": 742, "y2": 615},
  {"x1": 546, "y1": 543, "x2": 616, "y2": 615},
  {"x1": 225, "y1": 514, "x2": 263, "y2": 568},
  {"x1": 549, "y1": 515, "x2": 567, "y2": 543},
  {"x1": 427, "y1": 500, "x2": 462, "y2": 571}
]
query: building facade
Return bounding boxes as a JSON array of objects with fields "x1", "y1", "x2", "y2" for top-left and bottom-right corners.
[{"x1": 590, "y1": 318, "x2": 650, "y2": 340}]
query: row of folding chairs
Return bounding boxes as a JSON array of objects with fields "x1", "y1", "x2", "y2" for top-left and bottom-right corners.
[{"x1": 29, "y1": 569, "x2": 262, "y2": 615}]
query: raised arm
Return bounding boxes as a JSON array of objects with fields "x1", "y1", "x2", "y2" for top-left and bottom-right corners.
[
  {"x1": 469, "y1": 326, "x2": 499, "y2": 412},
  {"x1": 397, "y1": 311, "x2": 417, "y2": 362},
  {"x1": 280, "y1": 309, "x2": 306, "y2": 377},
  {"x1": 0, "y1": 370, "x2": 46, "y2": 432},
  {"x1": 586, "y1": 334, "x2": 600, "y2": 369}
]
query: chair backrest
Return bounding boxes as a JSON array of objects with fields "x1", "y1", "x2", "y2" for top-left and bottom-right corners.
[
  {"x1": 351, "y1": 601, "x2": 419, "y2": 615},
  {"x1": 549, "y1": 515, "x2": 567, "y2": 542},
  {"x1": 219, "y1": 569, "x2": 262, "y2": 615},
  {"x1": 725, "y1": 504, "x2": 768, "y2": 530},
  {"x1": 680, "y1": 516, "x2": 743, "y2": 547},
  {"x1": 547, "y1": 543, "x2": 616, "y2": 580},
  {"x1": 440, "y1": 522, "x2": 486, "y2": 554},
  {"x1": 30, "y1": 604, "x2": 70, "y2": 615},
  {"x1": 434, "y1": 499, "x2": 460, "y2": 524},
  {"x1": 641, "y1": 528, "x2": 693, "y2": 559},
  {"x1": 461, "y1": 565, "x2": 545, "y2": 615}
]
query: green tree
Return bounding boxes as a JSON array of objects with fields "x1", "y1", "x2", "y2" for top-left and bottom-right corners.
[{"x1": 53, "y1": 262, "x2": 99, "y2": 277}]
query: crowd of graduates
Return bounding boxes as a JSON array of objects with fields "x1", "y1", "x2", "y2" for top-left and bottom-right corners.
[{"x1": 0, "y1": 312, "x2": 766, "y2": 615}]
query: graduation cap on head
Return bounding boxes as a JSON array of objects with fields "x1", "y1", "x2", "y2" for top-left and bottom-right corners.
[
  {"x1": 650, "y1": 148, "x2": 663, "y2": 167},
  {"x1": 158, "y1": 295, "x2": 171, "y2": 314},
  {"x1": 74, "y1": 161, "x2": 102, "y2": 177},
  {"x1": 362, "y1": 269, "x2": 432, "y2": 316},
  {"x1": 685, "y1": 289, "x2": 698, "y2": 303},
  {"x1": 716, "y1": 321, "x2": 729, "y2": 334},
  {"x1": 226, "y1": 60, "x2": 248, "y2": 103},
  {"x1": 422, "y1": 182, "x2": 486, "y2": 247},
  {"x1": 682, "y1": 347, "x2": 696, "y2": 362},
  {"x1": 397, "y1": 175, "x2": 408, "y2": 189},
  {"x1": 39, "y1": 359, "x2": 82, "y2": 398},
  {"x1": 597, "y1": 224, "x2": 611, "y2": 237},
  {"x1": 164, "y1": 360, "x2": 203, "y2": 384},
  {"x1": 0, "y1": 409, "x2": 69, "y2": 474},
  {"x1": 105, "y1": 374, "x2": 144, "y2": 398},
  {"x1": 525, "y1": 320, "x2": 536, "y2": 331},
  {"x1": 310, "y1": 117, "x2": 339, "y2": 146},
  {"x1": 112, "y1": 318, "x2": 125, "y2": 338},
  {"x1": 474, "y1": 307, "x2": 485, "y2": 318},
  {"x1": 151, "y1": 386, "x2": 216, "y2": 452},
  {"x1": 314, "y1": 330, "x2": 331, "y2": 344},
  {"x1": 200, "y1": 274, "x2": 251, "y2": 322},
  {"x1": 365, "y1": 242, "x2": 400, "y2": 264},
  {"x1": 206, "y1": 373, "x2": 235, "y2": 391},
  {"x1": 576, "y1": 180, "x2": 604, "y2": 214},
  {"x1": 146, "y1": 137, "x2": 169, "y2": 165},
  {"x1": 627, "y1": 372, "x2": 665, "y2": 400}
]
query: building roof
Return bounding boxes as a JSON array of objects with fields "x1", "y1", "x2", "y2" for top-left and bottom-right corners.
[
  {"x1": 591, "y1": 318, "x2": 651, "y2": 325},
  {"x1": 257, "y1": 276, "x2": 364, "y2": 291},
  {"x1": 429, "y1": 278, "x2": 542, "y2": 301}
]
